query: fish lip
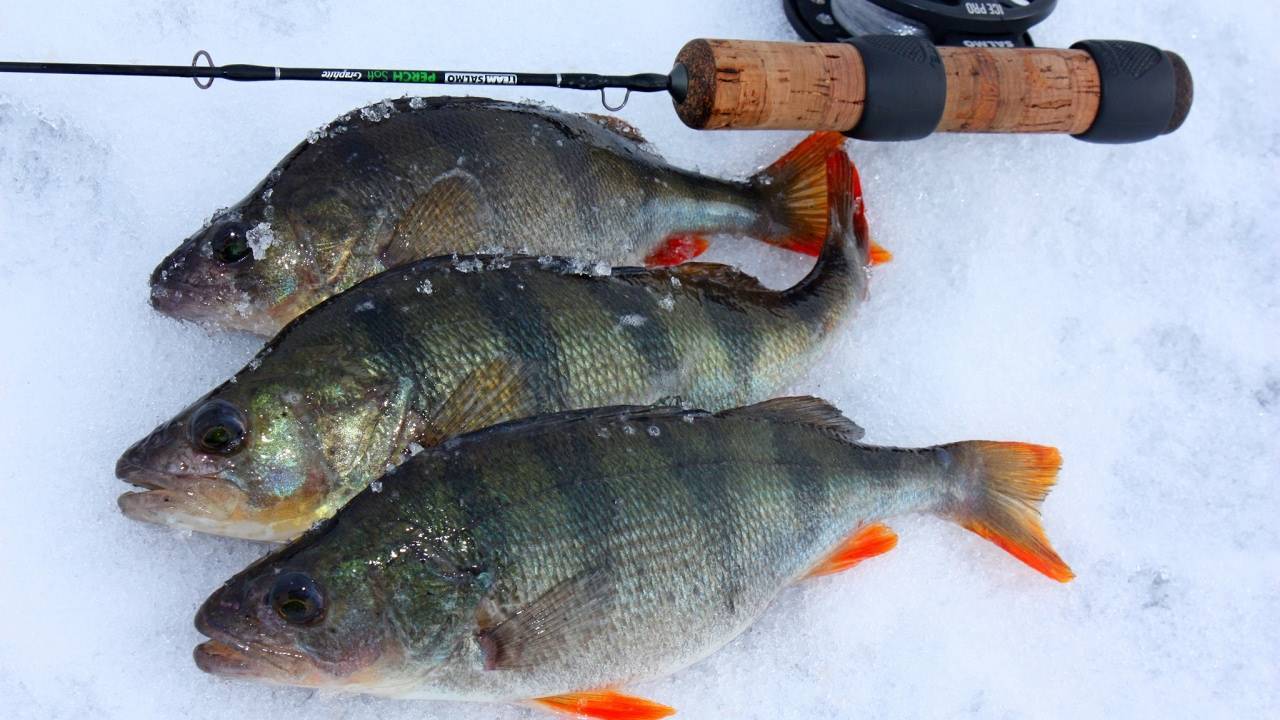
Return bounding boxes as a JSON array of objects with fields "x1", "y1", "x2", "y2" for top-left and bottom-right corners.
[
  {"x1": 149, "y1": 274, "x2": 204, "y2": 307},
  {"x1": 115, "y1": 463, "x2": 250, "y2": 532},
  {"x1": 193, "y1": 640, "x2": 258, "y2": 678},
  {"x1": 117, "y1": 487, "x2": 183, "y2": 523},
  {"x1": 114, "y1": 459, "x2": 221, "y2": 492},
  {"x1": 114, "y1": 461, "x2": 172, "y2": 491},
  {"x1": 194, "y1": 611, "x2": 311, "y2": 682}
]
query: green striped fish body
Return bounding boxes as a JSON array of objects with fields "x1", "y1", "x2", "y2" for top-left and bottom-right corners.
[
  {"x1": 296, "y1": 250, "x2": 857, "y2": 426},
  {"x1": 149, "y1": 97, "x2": 847, "y2": 336},
  {"x1": 377, "y1": 402, "x2": 941, "y2": 700},
  {"x1": 191, "y1": 398, "x2": 1071, "y2": 709}
]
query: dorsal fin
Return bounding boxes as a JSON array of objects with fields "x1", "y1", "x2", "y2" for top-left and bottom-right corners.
[
  {"x1": 612, "y1": 261, "x2": 773, "y2": 298},
  {"x1": 663, "y1": 262, "x2": 771, "y2": 293},
  {"x1": 715, "y1": 396, "x2": 864, "y2": 442},
  {"x1": 584, "y1": 113, "x2": 649, "y2": 144},
  {"x1": 428, "y1": 400, "x2": 704, "y2": 452}
]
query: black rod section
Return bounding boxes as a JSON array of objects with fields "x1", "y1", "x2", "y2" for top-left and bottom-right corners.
[{"x1": 0, "y1": 60, "x2": 669, "y2": 92}]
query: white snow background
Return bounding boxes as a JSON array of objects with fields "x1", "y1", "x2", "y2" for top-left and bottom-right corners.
[{"x1": 1, "y1": 1, "x2": 1276, "y2": 718}]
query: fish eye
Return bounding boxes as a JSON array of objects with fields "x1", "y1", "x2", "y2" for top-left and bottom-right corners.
[
  {"x1": 210, "y1": 223, "x2": 252, "y2": 264},
  {"x1": 269, "y1": 572, "x2": 325, "y2": 625},
  {"x1": 189, "y1": 399, "x2": 247, "y2": 454}
]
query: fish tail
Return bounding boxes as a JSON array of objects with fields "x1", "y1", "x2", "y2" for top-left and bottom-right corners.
[
  {"x1": 944, "y1": 442, "x2": 1075, "y2": 583},
  {"x1": 753, "y1": 132, "x2": 889, "y2": 265},
  {"x1": 779, "y1": 150, "x2": 870, "y2": 315}
]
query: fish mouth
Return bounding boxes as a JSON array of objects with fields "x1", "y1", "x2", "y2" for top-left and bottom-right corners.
[
  {"x1": 149, "y1": 273, "x2": 225, "y2": 320},
  {"x1": 116, "y1": 460, "x2": 259, "y2": 537},
  {"x1": 149, "y1": 272, "x2": 279, "y2": 335},
  {"x1": 193, "y1": 639, "x2": 261, "y2": 679},
  {"x1": 116, "y1": 460, "x2": 321, "y2": 542},
  {"x1": 194, "y1": 613, "x2": 320, "y2": 685}
]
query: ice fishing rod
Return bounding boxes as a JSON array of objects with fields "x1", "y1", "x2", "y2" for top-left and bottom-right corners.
[
  {"x1": 0, "y1": 36, "x2": 1192, "y2": 144},
  {"x1": 0, "y1": 52, "x2": 670, "y2": 109}
]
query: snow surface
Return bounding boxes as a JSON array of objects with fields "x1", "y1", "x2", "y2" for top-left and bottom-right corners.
[{"x1": 1, "y1": 1, "x2": 1277, "y2": 718}]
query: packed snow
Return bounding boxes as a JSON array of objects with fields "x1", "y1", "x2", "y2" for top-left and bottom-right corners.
[{"x1": 1, "y1": 1, "x2": 1276, "y2": 718}]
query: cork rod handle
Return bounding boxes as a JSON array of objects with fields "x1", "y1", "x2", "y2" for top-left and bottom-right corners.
[{"x1": 671, "y1": 38, "x2": 1192, "y2": 143}]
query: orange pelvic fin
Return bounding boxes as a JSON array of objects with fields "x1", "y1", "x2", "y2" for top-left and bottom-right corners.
[
  {"x1": 644, "y1": 233, "x2": 710, "y2": 267},
  {"x1": 805, "y1": 522, "x2": 898, "y2": 579},
  {"x1": 954, "y1": 442, "x2": 1075, "y2": 583},
  {"x1": 533, "y1": 690, "x2": 676, "y2": 720},
  {"x1": 869, "y1": 242, "x2": 893, "y2": 266}
]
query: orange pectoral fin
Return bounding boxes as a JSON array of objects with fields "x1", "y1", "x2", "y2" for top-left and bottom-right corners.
[
  {"x1": 645, "y1": 233, "x2": 711, "y2": 267},
  {"x1": 805, "y1": 522, "x2": 898, "y2": 579},
  {"x1": 533, "y1": 690, "x2": 676, "y2": 720}
]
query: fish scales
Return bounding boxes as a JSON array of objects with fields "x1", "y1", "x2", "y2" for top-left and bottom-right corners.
[
  {"x1": 151, "y1": 97, "x2": 852, "y2": 335},
  {"x1": 407, "y1": 418, "x2": 958, "y2": 696}
]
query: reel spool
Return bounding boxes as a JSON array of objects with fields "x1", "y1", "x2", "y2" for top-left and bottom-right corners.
[{"x1": 785, "y1": 0, "x2": 1057, "y2": 47}]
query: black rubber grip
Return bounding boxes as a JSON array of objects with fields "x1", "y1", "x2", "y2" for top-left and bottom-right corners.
[
  {"x1": 1071, "y1": 40, "x2": 1182, "y2": 144},
  {"x1": 846, "y1": 36, "x2": 946, "y2": 141}
]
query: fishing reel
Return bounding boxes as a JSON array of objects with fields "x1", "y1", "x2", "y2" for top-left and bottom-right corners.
[{"x1": 784, "y1": 0, "x2": 1056, "y2": 47}]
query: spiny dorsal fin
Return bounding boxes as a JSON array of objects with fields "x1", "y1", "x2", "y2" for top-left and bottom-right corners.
[{"x1": 716, "y1": 396, "x2": 864, "y2": 442}]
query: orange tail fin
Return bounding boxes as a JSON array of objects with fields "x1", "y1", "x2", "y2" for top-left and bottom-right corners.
[
  {"x1": 753, "y1": 131, "x2": 890, "y2": 266},
  {"x1": 950, "y1": 442, "x2": 1074, "y2": 583},
  {"x1": 534, "y1": 690, "x2": 675, "y2": 720}
]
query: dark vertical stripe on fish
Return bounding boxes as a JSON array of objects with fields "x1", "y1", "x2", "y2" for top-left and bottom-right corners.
[
  {"x1": 532, "y1": 421, "x2": 620, "y2": 587},
  {"x1": 771, "y1": 421, "x2": 827, "y2": 553},
  {"x1": 579, "y1": 278, "x2": 681, "y2": 393},
  {"x1": 350, "y1": 300, "x2": 420, "y2": 378},
  {"x1": 546, "y1": 133, "x2": 607, "y2": 243},
  {"x1": 649, "y1": 416, "x2": 745, "y2": 616},
  {"x1": 472, "y1": 270, "x2": 565, "y2": 408},
  {"x1": 706, "y1": 305, "x2": 761, "y2": 397}
]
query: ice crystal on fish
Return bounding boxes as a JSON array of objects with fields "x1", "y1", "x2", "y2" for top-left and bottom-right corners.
[
  {"x1": 246, "y1": 222, "x2": 274, "y2": 259},
  {"x1": 360, "y1": 100, "x2": 396, "y2": 123}
]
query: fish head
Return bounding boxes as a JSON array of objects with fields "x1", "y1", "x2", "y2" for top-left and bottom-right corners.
[
  {"x1": 194, "y1": 510, "x2": 473, "y2": 690},
  {"x1": 116, "y1": 378, "x2": 340, "y2": 541},
  {"x1": 149, "y1": 199, "x2": 316, "y2": 336},
  {"x1": 193, "y1": 533, "x2": 393, "y2": 688}
]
